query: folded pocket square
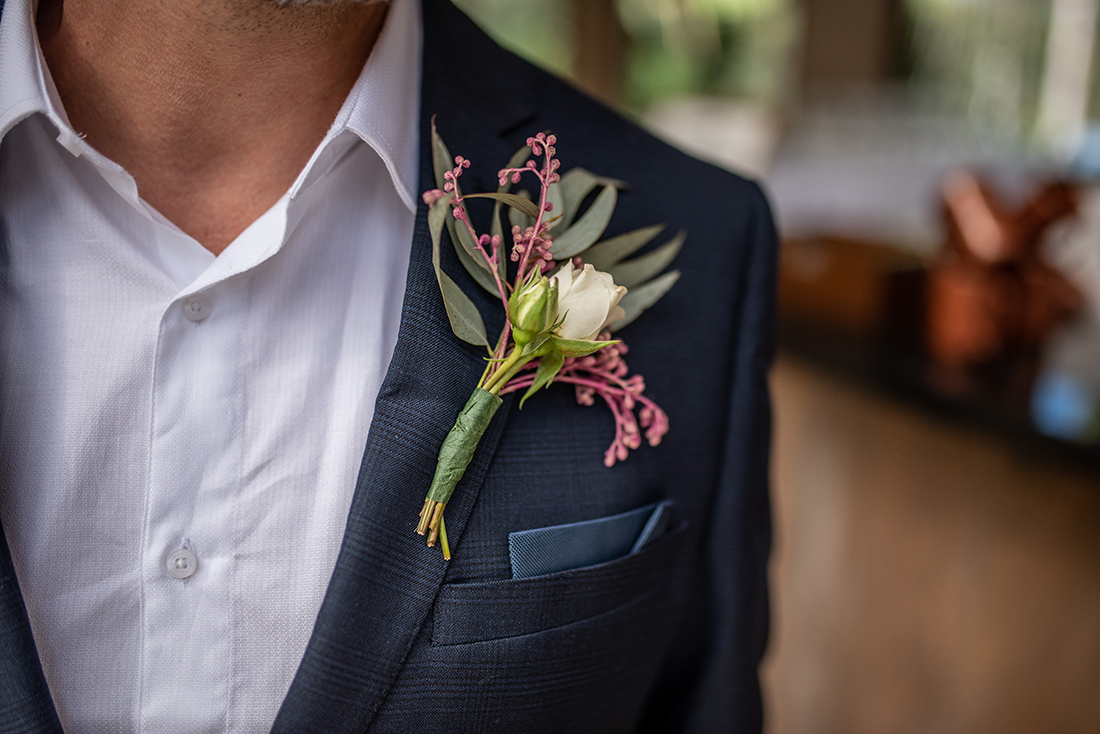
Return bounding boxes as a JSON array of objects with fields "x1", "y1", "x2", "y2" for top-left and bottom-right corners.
[{"x1": 508, "y1": 500, "x2": 674, "y2": 579}]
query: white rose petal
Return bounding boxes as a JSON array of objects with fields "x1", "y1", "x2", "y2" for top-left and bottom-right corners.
[{"x1": 552, "y1": 262, "x2": 628, "y2": 341}]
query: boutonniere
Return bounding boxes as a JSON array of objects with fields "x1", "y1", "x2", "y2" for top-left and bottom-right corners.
[{"x1": 416, "y1": 121, "x2": 683, "y2": 559}]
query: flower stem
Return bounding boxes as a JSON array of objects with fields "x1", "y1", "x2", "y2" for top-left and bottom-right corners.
[
  {"x1": 481, "y1": 348, "x2": 531, "y2": 394},
  {"x1": 439, "y1": 516, "x2": 451, "y2": 560}
]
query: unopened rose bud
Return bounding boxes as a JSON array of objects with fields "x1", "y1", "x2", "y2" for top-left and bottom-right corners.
[{"x1": 509, "y1": 273, "x2": 556, "y2": 345}]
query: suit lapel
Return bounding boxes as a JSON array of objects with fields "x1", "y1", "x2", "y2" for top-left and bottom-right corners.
[
  {"x1": 271, "y1": 2, "x2": 536, "y2": 731},
  {"x1": 0, "y1": 530, "x2": 63, "y2": 733}
]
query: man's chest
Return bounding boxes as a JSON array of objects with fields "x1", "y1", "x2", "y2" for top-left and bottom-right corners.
[{"x1": 0, "y1": 114, "x2": 414, "y2": 732}]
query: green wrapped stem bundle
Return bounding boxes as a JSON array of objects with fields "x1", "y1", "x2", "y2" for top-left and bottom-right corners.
[{"x1": 416, "y1": 388, "x2": 502, "y2": 557}]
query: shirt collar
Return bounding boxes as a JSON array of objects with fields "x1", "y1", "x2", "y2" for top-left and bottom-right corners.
[
  {"x1": 0, "y1": 0, "x2": 422, "y2": 214},
  {"x1": 291, "y1": 0, "x2": 422, "y2": 213},
  {"x1": 0, "y1": 0, "x2": 64, "y2": 142}
]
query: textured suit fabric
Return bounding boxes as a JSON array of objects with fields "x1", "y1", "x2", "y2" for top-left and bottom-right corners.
[{"x1": 0, "y1": 0, "x2": 775, "y2": 731}]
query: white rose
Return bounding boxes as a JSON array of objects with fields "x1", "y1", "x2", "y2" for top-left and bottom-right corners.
[{"x1": 550, "y1": 260, "x2": 628, "y2": 341}]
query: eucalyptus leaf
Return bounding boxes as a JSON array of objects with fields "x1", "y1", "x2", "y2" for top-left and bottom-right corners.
[
  {"x1": 509, "y1": 189, "x2": 535, "y2": 231},
  {"x1": 454, "y1": 234, "x2": 500, "y2": 295},
  {"x1": 557, "y1": 167, "x2": 627, "y2": 227},
  {"x1": 447, "y1": 200, "x2": 498, "y2": 296},
  {"x1": 429, "y1": 197, "x2": 489, "y2": 346},
  {"x1": 551, "y1": 337, "x2": 619, "y2": 358},
  {"x1": 546, "y1": 180, "x2": 565, "y2": 227},
  {"x1": 438, "y1": 272, "x2": 490, "y2": 346},
  {"x1": 582, "y1": 224, "x2": 666, "y2": 271},
  {"x1": 430, "y1": 122, "x2": 470, "y2": 268},
  {"x1": 609, "y1": 270, "x2": 680, "y2": 333},
  {"x1": 489, "y1": 208, "x2": 508, "y2": 283},
  {"x1": 431, "y1": 119, "x2": 454, "y2": 191},
  {"x1": 464, "y1": 192, "x2": 541, "y2": 220},
  {"x1": 520, "y1": 349, "x2": 565, "y2": 409},
  {"x1": 549, "y1": 185, "x2": 617, "y2": 259},
  {"x1": 606, "y1": 231, "x2": 686, "y2": 289},
  {"x1": 429, "y1": 197, "x2": 449, "y2": 267}
]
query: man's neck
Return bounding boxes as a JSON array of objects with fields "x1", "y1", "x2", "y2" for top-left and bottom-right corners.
[{"x1": 37, "y1": 0, "x2": 388, "y2": 255}]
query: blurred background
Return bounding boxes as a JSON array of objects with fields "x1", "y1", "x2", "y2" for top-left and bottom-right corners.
[{"x1": 453, "y1": 0, "x2": 1100, "y2": 731}]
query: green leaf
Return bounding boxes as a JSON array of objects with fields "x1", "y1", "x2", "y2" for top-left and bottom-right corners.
[
  {"x1": 430, "y1": 121, "x2": 472, "y2": 278},
  {"x1": 558, "y1": 168, "x2": 599, "y2": 228},
  {"x1": 446, "y1": 202, "x2": 498, "y2": 296},
  {"x1": 430, "y1": 198, "x2": 489, "y2": 346},
  {"x1": 454, "y1": 234, "x2": 500, "y2": 295},
  {"x1": 606, "y1": 231, "x2": 686, "y2": 289},
  {"x1": 438, "y1": 271, "x2": 490, "y2": 346},
  {"x1": 519, "y1": 349, "x2": 565, "y2": 409},
  {"x1": 429, "y1": 197, "x2": 450, "y2": 267},
  {"x1": 546, "y1": 180, "x2": 565, "y2": 226},
  {"x1": 583, "y1": 224, "x2": 666, "y2": 271},
  {"x1": 489, "y1": 210, "x2": 508, "y2": 284},
  {"x1": 508, "y1": 189, "x2": 535, "y2": 232},
  {"x1": 558, "y1": 167, "x2": 626, "y2": 227},
  {"x1": 609, "y1": 270, "x2": 680, "y2": 333},
  {"x1": 431, "y1": 118, "x2": 454, "y2": 191},
  {"x1": 429, "y1": 124, "x2": 502, "y2": 296},
  {"x1": 463, "y1": 192, "x2": 541, "y2": 220},
  {"x1": 551, "y1": 336, "x2": 619, "y2": 358},
  {"x1": 549, "y1": 185, "x2": 617, "y2": 259}
]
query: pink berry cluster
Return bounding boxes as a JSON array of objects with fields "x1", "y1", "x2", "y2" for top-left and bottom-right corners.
[{"x1": 502, "y1": 335, "x2": 670, "y2": 467}]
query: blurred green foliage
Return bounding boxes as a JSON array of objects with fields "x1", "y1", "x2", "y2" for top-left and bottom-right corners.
[
  {"x1": 452, "y1": 0, "x2": 798, "y2": 110},
  {"x1": 905, "y1": 0, "x2": 1052, "y2": 139},
  {"x1": 450, "y1": 0, "x2": 575, "y2": 80}
]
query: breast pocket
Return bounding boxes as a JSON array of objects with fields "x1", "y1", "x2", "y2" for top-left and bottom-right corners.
[{"x1": 431, "y1": 518, "x2": 687, "y2": 647}]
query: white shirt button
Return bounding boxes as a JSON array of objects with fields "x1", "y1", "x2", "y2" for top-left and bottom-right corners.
[
  {"x1": 182, "y1": 294, "x2": 212, "y2": 322},
  {"x1": 166, "y1": 548, "x2": 197, "y2": 579}
]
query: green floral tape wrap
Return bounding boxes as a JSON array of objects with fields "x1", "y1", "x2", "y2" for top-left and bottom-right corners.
[{"x1": 426, "y1": 388, "x2": 503, "y2": 504}]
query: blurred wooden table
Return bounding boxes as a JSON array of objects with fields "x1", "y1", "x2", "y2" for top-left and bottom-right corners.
[{"x1": 764, "y1": 355, "x2": 1100, "y2": 734}]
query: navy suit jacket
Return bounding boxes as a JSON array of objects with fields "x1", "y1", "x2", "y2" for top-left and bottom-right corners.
[{"x1": 0, "y1": 0, "x2": 775, "y2": 731}]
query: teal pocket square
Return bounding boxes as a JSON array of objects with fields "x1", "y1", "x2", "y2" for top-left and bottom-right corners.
[{"x1": 508, "y1": 501, "x2": 674, "y2": 579}]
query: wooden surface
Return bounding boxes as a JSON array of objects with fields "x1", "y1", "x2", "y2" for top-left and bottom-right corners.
[{"x1": 764, "y1": 355, "x2": 1100, "y2": 734}]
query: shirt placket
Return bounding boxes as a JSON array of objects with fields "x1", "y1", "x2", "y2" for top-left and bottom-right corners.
[{"x1": 138, "y1": 205, "x2": 288, "y2": 732}]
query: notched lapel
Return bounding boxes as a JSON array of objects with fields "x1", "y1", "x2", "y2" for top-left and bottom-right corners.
[{"x1": 272, "y1": 3, "x2": 538, "y2": 732}]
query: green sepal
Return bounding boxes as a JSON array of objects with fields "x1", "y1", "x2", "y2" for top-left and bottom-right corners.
[
  {"x1": 520, "y1": 349, "x2": 565, "y2": 409},
  {"x1": 426, "y1": 388, "x2": 503, "y2": 504},
  {"x1": 519, "y1": 332, "x2": 554, "y2": 358},
  {"x1": 551, "y1": 336, "x2": 618, "y2": 358}
]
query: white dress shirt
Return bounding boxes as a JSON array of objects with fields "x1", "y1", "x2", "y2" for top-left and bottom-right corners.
[{"x1": 0, "y1": 0, "x2": 421, "y2": 730}]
